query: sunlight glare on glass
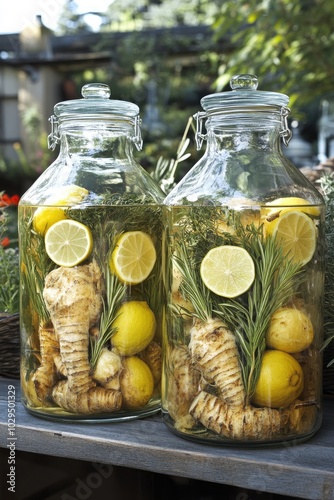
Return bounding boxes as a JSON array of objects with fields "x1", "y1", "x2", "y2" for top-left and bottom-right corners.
[{"x1": 0, "y1": 0, "x2": 115, "y2": 34}]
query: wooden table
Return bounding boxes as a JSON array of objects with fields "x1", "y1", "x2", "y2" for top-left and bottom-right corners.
[{"x1": 1, "y1": 377, "x2": 334, "y2": 500}]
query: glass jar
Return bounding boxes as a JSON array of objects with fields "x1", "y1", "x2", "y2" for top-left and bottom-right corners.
[
  {"x1": 19, "y1": 83, "x2": 164, "y2": 421},
  {"x1": 162, "y1": 74, "x2": 325, "y2": 445}
]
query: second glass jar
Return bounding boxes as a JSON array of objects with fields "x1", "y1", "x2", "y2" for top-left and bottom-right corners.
[{"x1": 162, "y1": 74, "x2": 325, "y2": 445}]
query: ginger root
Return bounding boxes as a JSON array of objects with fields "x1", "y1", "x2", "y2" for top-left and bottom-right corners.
[
  {"x1": 52, "y1": 380, "x2": 122, "y2": 414},
  {"x1": 53, "y1": 353, "x2": 67, "y2": 377},
  {"x1": 189, "y1": 318, "x2": 245, "y2": 406},
  {"x1": 32, "y1": 324, "x2": 59, "y2": 403},
  {"x1": 166, "y1": 315, "x2": 317, "y2": 440},
  {"x1": 139, "y1": 341, "x2": 162, "y2": 385},
  {"x1": 190, "y1": 391, "x2": 285, "y2": 440},
  {"x1": 189, "y1": 391, "x2": 318, "y2": 439},
  {"x1": 93, "y1": 348, "x2": 122, "y2": 385},
  {"x1": 43, "y1": 261, "x2": 103, "y2": 395},
  {"x1": 167, "y1": 344, "x2": 201, "y2": 431}
]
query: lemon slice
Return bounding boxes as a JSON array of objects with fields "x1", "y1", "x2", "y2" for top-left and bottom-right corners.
[
  {"x1": 273, "y1": 210, "x2": 316, "y2": 266},
  {"x1": 110, "y1": 231, "x2": 156, "y2": 285},
  {"x1": 33, "y1": 185, "x2": 89, "y2": 236},
  {"x1": 45, "y1": 219, "x2": 93, "y2": 267},
  {"x1": 200, "y1": 245, "x2": 255, "y2": 298}
]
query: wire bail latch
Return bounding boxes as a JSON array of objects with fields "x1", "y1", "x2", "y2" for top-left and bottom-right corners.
[
  {"x1": 280, "y1": 106, "x2": 292, "y2": 146},
  {"x1": 47, "y1": 115, "x2": 60, "y2": 151}
]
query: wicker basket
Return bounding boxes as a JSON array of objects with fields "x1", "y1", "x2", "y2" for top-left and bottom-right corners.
[{"x1": 0, "y1": 313, "x2": 20, "y2": 379}]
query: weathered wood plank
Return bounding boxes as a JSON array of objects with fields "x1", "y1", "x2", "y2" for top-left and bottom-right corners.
[{"x1": 1, "y1": 377, "x2": 333, "y2": 499}]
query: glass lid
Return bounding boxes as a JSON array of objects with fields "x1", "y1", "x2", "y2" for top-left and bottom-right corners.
[
  {"x1": 200, "y1": 74, "x2": 289, "y2": 111},
  {"x1": 194, "y1": 74, "x2": 292, "y2": 149},
  {"x1": 48, "y1": 83, "x2": 143, "y2": 151},
  {"x1": 54, "y1": 83, "x2": 140, "y2": 119}
]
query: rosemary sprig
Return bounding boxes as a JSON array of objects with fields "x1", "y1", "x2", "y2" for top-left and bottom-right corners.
[
  {"x1": 171, "y1": 206, "x2": 304, "y2": 402},
  {"x1": 173, "y1": 238, "x2": 212, "y2": 322},
  {"x1": 169, "y1": 206, "x2": 238, "y2": 322},
  {"x1": 68, "y1": 198, "x2": 163, "y2": 265},
  {"x1": 151, "y1": 116, "x2": 193, "y2": 194},
  {"x1": 19, "y1": 210, "x2": 54, "y2": 324},
  {"x1": 68, "y1": 196, "x2": 163, "y2": 368},
  {"x1": 215, "y1": 225, "x2": 304, "y2": 400},
  {"x1": 90, "y1": 270, "x2": 126, "y2": 369}
]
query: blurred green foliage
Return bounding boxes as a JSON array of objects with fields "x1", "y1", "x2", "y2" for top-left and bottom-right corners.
[{"x1": 213, "y1": 0, "x2": 334, "y2": 114}]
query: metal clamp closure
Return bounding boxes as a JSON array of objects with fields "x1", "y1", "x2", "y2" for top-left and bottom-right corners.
[
  {"x1": 280, "y1": 106, "x2": 292, "y2": 146},
  {"x1": 47, "y1": 115, "x2": 60, "y2": 151},
  {"x1": 133, "y1": 115, "x2": 143, "y2": 151},
  {"x1": 195, "y1": 105, "x2": 293, "y2": 150},
  {"x1": 194, "y1": 111, "x2": 207, "y2": 150},
  {"x1": 47, "y1": 114, "x2": 143, "y2": 151}
]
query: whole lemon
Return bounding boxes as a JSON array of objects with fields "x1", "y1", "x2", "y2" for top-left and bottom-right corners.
[
  {"x1": 48, "y1": 185, "x2": 89, "y2": 206},
  {"x1": 120, "y1": 356, "x2": 154, "y2": 409},
  {"x1": 33, "y1": 207, "x2": 67, "y2": 236},
  {"x1": 262, "y1": 216, "x2": 279, "y2": 237},
  {"x1": 111, "y1": 301, "x2": 156, "y2": 356},
  {"x1": 32, "y1": 185, "x2": 89, "y2": 236},
  {"x1": 262, "y1": 196, "x2": 320, "y2": 237},
  {"x1": 263, "y1": 197, "x2": 320, "y2": 218},
  {"x1": 252, "y1": 350, "x2": 304, "y2": 408},
  {"x1": 266, "y1": 307, "x2": 314, "y2": 353}
]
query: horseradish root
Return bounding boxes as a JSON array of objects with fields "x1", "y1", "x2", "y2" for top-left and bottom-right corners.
[{"x1": 53, "y1": 353, "x2": 67, "y2": 377}]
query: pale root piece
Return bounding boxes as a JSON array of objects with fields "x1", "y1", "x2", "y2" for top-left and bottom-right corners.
[
  {"x1": 167, "y1": 344, "x2": 201, "y2": 431},
  {"x1": 33, "y1": 324, "x2": 59, "y2": 403},
  {"x1": 93, "y1": 348, "x2": 122, "y2": 385},
  {"x1": 293, "y1": 346, "x2": 320, "y2": 402},
  {"x1": 53, "y1": 353, "x2": 67, "y2": 377},
  {"x1": 282, "y1": 400, "x2": 318, "y2": 435},
  {"x1": 189, "y1": 317, "x2": 245, "y2": 406},
  {"x1": 171, "y1": 267, "x2": 195, "y2": 316},
  {"x1": 43, "y1": 261, "x2": 103, "y2": 394},
  {"x1": 138, "y1": 341, "x2": 162, "y2": 384},
  {"x1": 52, "y1": 380, "x2": 122, "y2": 414},
  {"x1": 190, "y1": 391, "x2": 285, "y2": 440},
  {"x1": 103, "y1": 375, "x2": 121, "y2": 391}
]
